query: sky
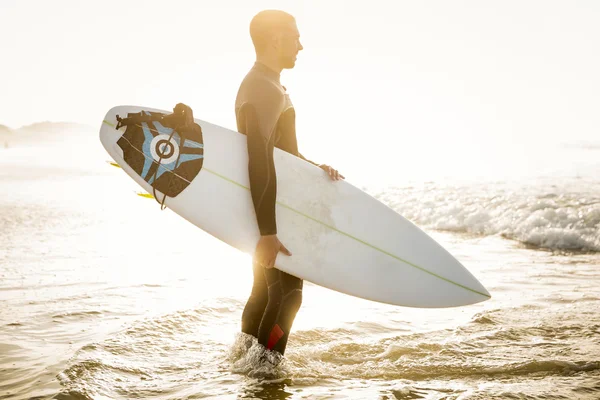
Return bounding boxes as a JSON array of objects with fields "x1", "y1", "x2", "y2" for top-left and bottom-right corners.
[{"x1": 1, "y1": 0, "x2": 599, "y2": 183}]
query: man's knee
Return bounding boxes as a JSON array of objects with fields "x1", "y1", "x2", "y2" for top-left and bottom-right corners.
[
  {"x1": 242, "y1": 291, "x2": 268, "y2": 336},
  {"x1": 285, "y1": 288, "x2": 303, "y2": 315},
  {"x1": 244, "y1": 291, "x2": 268, "y2": 318}
]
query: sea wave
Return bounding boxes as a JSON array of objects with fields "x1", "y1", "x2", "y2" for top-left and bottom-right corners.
[{"x1": 375, "y1": 181, "x2": 600, "y2": 252}]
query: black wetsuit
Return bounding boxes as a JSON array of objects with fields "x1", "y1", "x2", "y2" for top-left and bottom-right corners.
[{"x1": 235, "y1": 62, "x2": 315, "y2": 355}]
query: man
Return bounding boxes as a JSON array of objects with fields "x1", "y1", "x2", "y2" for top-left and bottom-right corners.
[{"x1": 235, "y1": 10, "x2": 343, "y2": 358}]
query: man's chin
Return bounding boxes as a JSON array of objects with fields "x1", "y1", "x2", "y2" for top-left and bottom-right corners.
[{"x1": 283, "y1": 58, "x2": 297, "y2": 69}]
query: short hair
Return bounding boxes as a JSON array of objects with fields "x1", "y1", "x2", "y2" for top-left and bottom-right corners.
[{"x1": 250, "y1": 10, "x2": 296, "y2": 53}]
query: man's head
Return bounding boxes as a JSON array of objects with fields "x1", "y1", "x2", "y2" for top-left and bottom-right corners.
[{"x1": 250, "y1": 10, "x2": 303, "y2": 70}]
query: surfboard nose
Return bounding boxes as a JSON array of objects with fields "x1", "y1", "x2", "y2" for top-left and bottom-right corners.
[{"x1": 474, "y1": 280, "x2": 491, "y2": 299}]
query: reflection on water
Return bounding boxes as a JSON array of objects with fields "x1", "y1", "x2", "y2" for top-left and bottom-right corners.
[
  {"x1": 238, "y1": 379, "x2": 294, "y2": 400},
  {"x1": 1, "y1": 136, "x2": 599, "y2": 399}
]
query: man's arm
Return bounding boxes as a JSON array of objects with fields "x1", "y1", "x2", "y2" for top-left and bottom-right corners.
[
  {"x1": 237, "y1": 102, "x2": 278, "y2": 235},
  {"x1": 299, "y1": 151, "x2": 345, "y2": 181},
  {"x1": 236, "y1": 84, "x2": 292, "y2": 268},
  {"x1": 298, "y1": 152, "x2": 319, "y2": 166}
]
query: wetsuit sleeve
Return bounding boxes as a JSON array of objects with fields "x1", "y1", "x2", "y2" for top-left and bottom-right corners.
[{"x1": 236, "y1": 86, "x2": 285, "y2": 236}]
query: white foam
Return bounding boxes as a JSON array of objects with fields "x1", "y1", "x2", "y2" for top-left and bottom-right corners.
[
  {"x1": 376, "y1": 180, "x2": 600, "y2": 252},
  {"x1": 227, "y1": 332, "x2": 291, "y2": 380}
]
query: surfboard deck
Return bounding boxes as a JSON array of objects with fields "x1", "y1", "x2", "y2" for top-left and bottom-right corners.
[{"x1": 99, "y1": 105, "x2": 490, "y2": 308}]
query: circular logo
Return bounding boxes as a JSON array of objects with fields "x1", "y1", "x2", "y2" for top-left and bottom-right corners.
[{"x1": 150, "y1": 134, "x2": 180, "y2": 164}]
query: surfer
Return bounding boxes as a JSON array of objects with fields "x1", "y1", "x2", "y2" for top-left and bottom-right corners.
[{"x1": 235, "y1": 10, "x2": 343, "y2": 359}]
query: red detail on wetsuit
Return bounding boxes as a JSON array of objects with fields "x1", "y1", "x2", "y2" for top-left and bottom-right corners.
[{"x1": 266, "y1": 324, "x2": 284, "y2": 350}]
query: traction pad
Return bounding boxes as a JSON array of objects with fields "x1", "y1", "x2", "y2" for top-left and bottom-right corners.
[{"x1": 116, "y1": 110, "x2": 204, "y2": 198}]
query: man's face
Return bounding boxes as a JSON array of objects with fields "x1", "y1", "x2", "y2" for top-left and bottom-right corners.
[{"x1": 276, "y1": 21, "x2": 303, "y2": 69}]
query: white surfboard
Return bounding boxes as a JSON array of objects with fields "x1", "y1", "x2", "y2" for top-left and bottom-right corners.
[{"x1": 99, "y1": 105, "x2": 490, "y2": 308}]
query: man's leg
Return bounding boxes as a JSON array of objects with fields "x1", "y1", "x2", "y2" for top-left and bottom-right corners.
[
  {"x1": 241, "y1": 261, "x2": 268, "y2": 338},
  {"x1": 257, "y1": 268, "x2": 303, "y2": 355}
]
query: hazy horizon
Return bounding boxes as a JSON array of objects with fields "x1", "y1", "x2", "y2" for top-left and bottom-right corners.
[{"x1": 2, "y1": 0, "x2": 599, "y2": 183}]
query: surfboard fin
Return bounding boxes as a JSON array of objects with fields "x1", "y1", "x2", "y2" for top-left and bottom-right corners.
[{"x1": 136, "y1": 192, "x2": 155, "y2": 199}]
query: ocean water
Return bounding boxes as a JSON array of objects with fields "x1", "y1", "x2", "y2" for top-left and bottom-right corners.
[{"x1": 1, "y1": 130, "x2": 599, "y2": 399}]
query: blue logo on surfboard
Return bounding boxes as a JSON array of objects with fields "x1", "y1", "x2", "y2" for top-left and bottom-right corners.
[{"x1": 116, "y1": 110, "x2": 204, "y2": 198}]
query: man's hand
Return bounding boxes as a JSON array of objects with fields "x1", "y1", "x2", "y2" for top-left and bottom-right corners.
[
  {"x1": 319, "y1": 164, "x2": 345, "y2": 181},
  {"x1": 254, "y1": 234, "x2": 292, "y2": 269}
]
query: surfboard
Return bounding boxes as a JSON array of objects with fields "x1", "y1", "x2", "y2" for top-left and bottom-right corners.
[{"x1": 99, "y1": 105, "x2": 490, "y2": 308}]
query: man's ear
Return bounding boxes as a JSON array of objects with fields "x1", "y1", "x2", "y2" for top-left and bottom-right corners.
[{"x1": 269, "y1": 32, "x2": 281, "y2": 51}]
